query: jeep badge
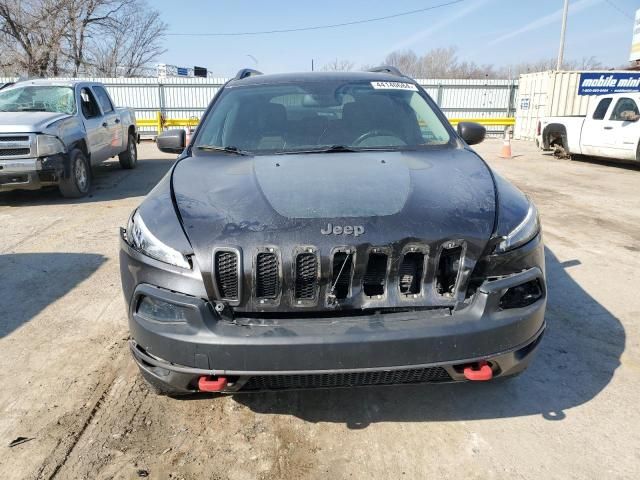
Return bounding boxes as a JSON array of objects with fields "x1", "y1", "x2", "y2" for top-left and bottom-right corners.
[{"x1": 321, "y1": 223, "x2": 365, "y2": 237}]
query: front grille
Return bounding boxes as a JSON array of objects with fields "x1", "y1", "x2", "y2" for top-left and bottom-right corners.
[
  {"x1": 0, "y1": 136, "x2": 29, "y2": 142},
  {"x1": 399, "y1": 252, "x2": 425, "y2": 295},
  {"x1": 436, "y1": 245, "x2": 463, "y2": 297},
  {"x1": 363, "y1": 252, "x2": 388, "y2": 296},
  {"x1": 0, "y1": 148, "x2": 30, "y2": 157},
  {"x1": 220, "y1": 242, "x2": 460, "y2": 306},
  {"x1": 331, "y1": 251, "x2": 353, "y2": 299},
  {"x1": 214, "y1": 250, "x2": 239, "y2": 300},
  {"x1": 294, "y1": 252, "x2": 318, "y2": 301},
  {"x1": 240, "y1": 367, "x2": 451, "y2": 391},
  {"x1": 255, "y1": 252, "x2": 279, "y2": 299}
]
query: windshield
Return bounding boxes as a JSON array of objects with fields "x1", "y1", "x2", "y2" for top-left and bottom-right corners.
[
  {"x1": 0, "y1": 86, "x2": 76, "y2": 115},
  {"x1": 194, "y1": 80, "x2": 452, "y2": 154}
]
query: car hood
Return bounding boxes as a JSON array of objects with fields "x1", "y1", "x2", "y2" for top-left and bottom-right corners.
[
  {"x1": 0, "y1": 111, "x2": 72, "y2": 133},
  {"x1": 172, "y1": 147, "x2": 496, "y2": 262}
]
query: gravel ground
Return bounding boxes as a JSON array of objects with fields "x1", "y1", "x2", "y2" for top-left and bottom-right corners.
[{"x1": 0, "y1": 139, "x2": 638, "y2": 480}]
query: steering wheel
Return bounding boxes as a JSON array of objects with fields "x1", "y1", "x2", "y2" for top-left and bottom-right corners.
[{"x1": 353, "y1": 129, "x2": 405, "y2": 146}]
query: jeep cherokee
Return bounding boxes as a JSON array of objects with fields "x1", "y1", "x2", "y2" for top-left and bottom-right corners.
[{"x1": 119, "y1": 67, "x2": 546, "y2": 395}]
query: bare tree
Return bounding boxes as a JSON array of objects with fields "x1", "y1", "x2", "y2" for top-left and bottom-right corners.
[
  {"x1": 384, "y1": 50, "x2": 421, "y2": 76},
  {"x1": 384, "y1": 47, "x2": 495, "y2": 79},
  {"x1": 0, "y1": 0, "x2": 68, "y2": 76},
  {"x1": 0, "y1": 0, "x2": 166, "y2": 77},
  {"x1": 63, "y1": 0, "x2": 132, "y2": 76},
  {"x1": 502, "y1": 56, "x2": 605, "y2": 77},
  {"x1": 321, "y1": 58, "x2": 355, "y2": 72},
  {"x1": 384, "y1": 47, "x2": 609, "y2": 79},
  {"x1": 87, "y1": 3, "x2": 166, "y2": 76}
]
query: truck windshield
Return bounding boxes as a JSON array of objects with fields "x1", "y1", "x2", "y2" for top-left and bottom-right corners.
[
  {"x1": 0, "y1": 86, "x2": 76, "y2": 115},
  {"x1": 195, "y1": 80, "x2": 452, "y2": 154}
]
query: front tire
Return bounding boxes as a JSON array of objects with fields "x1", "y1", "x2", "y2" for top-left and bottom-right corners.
[
  {"x1": 59, "y1": 149, "x2": 91, "y2": 198},
  {"x1": 119, "y1": 133, "x2": 138, "y2": 169}
]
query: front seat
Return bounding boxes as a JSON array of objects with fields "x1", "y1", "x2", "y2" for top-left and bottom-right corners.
[{"x1": 255, "y1": 103, "x2": 288, "y2": 150}]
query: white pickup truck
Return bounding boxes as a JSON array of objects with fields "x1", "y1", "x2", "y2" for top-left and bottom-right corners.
[{"x1": 538, "y1": 92, "x2": 640, "y2": 162}]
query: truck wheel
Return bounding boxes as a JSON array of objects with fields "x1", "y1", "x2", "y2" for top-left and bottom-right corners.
[
  {"x1": 119, "y1": 133, "x2": 138, "y2": 169},
  {"x1": 59, "y1": 149, "x2": 91, "y2": 198}
]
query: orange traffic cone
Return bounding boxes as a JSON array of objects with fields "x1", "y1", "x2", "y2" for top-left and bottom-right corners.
[{"x1": 499, "y1": 128, "x2": 512, "y2": 159}]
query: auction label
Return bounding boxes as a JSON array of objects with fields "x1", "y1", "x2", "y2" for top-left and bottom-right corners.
[{"x1": 371, "y1": 81, "x2": 418, "y2": 91}]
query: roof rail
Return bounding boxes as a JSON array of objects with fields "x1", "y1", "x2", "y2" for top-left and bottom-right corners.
[
  {"x1": 367, "y1": 65, "x2": 405, "y2": 77},
  {"x1": 234, "y1": 68, "x2": 263, "y2": 80}
]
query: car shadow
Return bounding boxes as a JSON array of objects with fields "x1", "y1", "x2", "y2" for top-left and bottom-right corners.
[
  {"x1": 234, "y1": 247, "x2": 624, "y2": 427},
  {"x1": 0, "y1": 253, "x2": 106, "y2": 338},
  {"x1": 0, "y1": 156, "x2": 174, "y2": 206}
]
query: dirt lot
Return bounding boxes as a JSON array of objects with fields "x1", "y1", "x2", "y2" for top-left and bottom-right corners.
[{"x1": 0, "y1": 139, "x2": 639, "y2": 480}]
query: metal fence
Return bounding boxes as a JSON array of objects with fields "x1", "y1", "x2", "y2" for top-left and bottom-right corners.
[{"x1": 0, "y1": 76, "x2": 518, "y2": 135}]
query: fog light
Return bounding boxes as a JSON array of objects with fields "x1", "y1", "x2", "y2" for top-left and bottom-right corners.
[
  {"x1": 137, "y1": 296, "x2": 188, "y2": 323},
  {"x1": 499, "y1": 280, "x2": 543, "y2": 309}
]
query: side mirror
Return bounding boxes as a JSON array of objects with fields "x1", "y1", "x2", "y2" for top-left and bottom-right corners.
[
  {"x1": 620, "y1": 110, "x2": 640, "y2": 122},
  {"x1": 457, "y1": 122, "x2": 486, "y2": 146},
  {"x1": 157, "y1": 129, "x2": 186, "y2": 154}
]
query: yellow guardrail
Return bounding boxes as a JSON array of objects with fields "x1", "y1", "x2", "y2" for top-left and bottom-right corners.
[
  {"x1": 137, "y1": 112, "x2": 515, "y2": 136},
  {"x1": 448, "y1": 117, "x2": 515, "y2": 127},
  {"x1": 137, "y1": 112, "x2": 200, "y2": 135}
]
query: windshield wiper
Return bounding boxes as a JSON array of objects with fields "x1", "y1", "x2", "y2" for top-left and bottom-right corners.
[
  {"x1": 196, "y1": 145, "x2": 250, "y2": 155},
  {"x1": 275, "y1": 145, "x2": 358, "y2": 155},
  {"x1": 17, "y1": 108, "x2": 48, "y2": 112}
]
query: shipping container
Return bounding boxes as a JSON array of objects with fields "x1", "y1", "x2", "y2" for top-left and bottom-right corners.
[{"x1": 514, "y1": 70, "x2": 631, "y2": 141}]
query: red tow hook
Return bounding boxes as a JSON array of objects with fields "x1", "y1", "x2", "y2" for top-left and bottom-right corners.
[
  {"x1": 463, "y1": 361, "x2": 493, "y2": 381},
  {"x1": 198, "y1": 376, "x2": 228, "y2": 392}
]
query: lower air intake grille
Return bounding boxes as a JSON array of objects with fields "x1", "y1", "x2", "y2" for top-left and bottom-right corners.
[
  {"x1": 399, "y1": 252, "x2": 425, "y2": 295},
  {"x1": 214, "y1": 250, "x2": 239, "y2": 300},
  {"x1": 294, "y1": 252, "x2": 318, "y2": 300},
  {"x1": 363, "y1": 252, "x2": 388, "y2": 296},
  {"x1": 255, "y1": 252, "x2": 279, "y2": 299},
  {"x1": 241, "y1": 367, "x2": 451, "y2": 391}
]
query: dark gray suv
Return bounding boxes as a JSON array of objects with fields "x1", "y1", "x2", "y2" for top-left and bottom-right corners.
[{"x1": 119, "y1": 67, "x2": 545, "y2": 395}]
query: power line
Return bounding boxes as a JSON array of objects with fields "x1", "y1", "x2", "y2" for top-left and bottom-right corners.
[
  {"x1": 166, "y1": 0, "x2": 466, "y2": 37},
  {"x1": 605, "y1": 0, "x2": 634, "y2": 20}
]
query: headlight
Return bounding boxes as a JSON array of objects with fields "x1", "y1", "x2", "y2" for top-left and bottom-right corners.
[
  {"x1": 495, "y1": 203, "x2": 540, "y2": 253},
  {"x1": 36, "y1": 135, "x2": 65, "y2": 157},
  {"x1": 126, "y1": 210, "x2": 191, "y2": 269}
]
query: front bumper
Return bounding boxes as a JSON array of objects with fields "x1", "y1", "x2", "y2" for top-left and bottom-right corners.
[
  {"x1": 0, "y1": 154, "x2": 67, "y2": 191},
  {"x1": 121, "y1": 232, "x2": 546, "y2": 393}
]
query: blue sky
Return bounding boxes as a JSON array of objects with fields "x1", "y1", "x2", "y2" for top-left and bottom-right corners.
[{"x1": 153, "y1": 0, "x2": 637, "y2": 75}]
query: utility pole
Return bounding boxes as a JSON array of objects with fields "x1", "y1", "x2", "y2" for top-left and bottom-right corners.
[
  {"x1": 311, "y1": 59, "x2": 314, "y2": 71},
  {"x1": 556, "y1": 0, "x2": 569, "y2": 70}
]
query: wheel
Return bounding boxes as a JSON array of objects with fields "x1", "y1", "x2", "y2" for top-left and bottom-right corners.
[
  {"x1": 636, "y1": 142, "x2": 640, "y2": 162},
  {"x1": 552, "y1": 145, "x2": 571, "y2": 160},
  {"x1": 59, "y1": 149, "x2": 91, "y2": 198},
  {"x1": 119, "y1": 133, "x2": 138, "y2": 169}
]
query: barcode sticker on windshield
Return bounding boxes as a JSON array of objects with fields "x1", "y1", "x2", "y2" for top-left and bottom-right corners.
[{"x1": 371, "y1": 81, "x2": 418, "y2": 91}]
